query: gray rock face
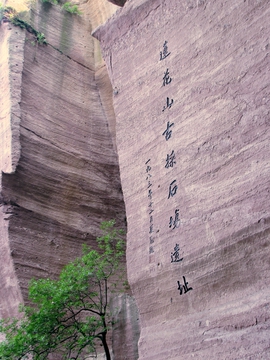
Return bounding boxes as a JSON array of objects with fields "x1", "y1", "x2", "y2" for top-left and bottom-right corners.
[
  {"x1": 94, "y1": 0, "x2": 270, "y2": 358},
  {"x1": 111, "y1": 294, "x2": 140, "y2": 360}
]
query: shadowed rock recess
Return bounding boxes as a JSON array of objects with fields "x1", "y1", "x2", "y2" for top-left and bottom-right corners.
[
  {"x1": 0, "y1": 0, "x2": 140, "y2": 358},
  {"x1": 94, "y1": 0, "x2": 270, "y2": 359},
  {"x1": 107, "y1": 0, "x2": 127, "y2": 7}
]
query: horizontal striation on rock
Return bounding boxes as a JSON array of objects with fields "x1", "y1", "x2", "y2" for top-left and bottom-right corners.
[
  {"x1": 95, "y1": 0, "x2": 270, "y2": 358},
  {"x1": 0, "y1": 0, "x2": 125, "y2": 308},
  {"x1": 0, "y1": 24, "x2": 25, "y2": 174},
  {"x1": 0, "y1": 1, "x2": 142, "y2": 358},
  {"x1": 0, "y1": 24, "x2": 26, "y2": 318}
]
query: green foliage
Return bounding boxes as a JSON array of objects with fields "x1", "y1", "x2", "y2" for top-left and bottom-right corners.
[
  {"x1": 62, "y1": 2, "x2": 82, "y2": 15},
  {"x1": 0, "y1": 3, "x2": 4, "y2": 21},
  {"x1": 36, "y1": 32, "x2": 47, "y2": 45},
  {"x1": 10, "y1": 16, "x2": 47, "y2": 45},
  {"x1": 0, "y1": 5, "x2": 47, "y2": 45},
  {"x1": 41, "y1": 0, "x2": 58, "y2": 5},
  {"x1": 0, "y1": 220, "x2": 126, "y2": 360}
]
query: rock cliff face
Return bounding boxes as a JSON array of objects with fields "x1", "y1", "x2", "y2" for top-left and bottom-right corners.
[
  {"x1": 95, "y1": 0, "x2": 270, "y2": 358},
  {"x1": 0, "y1": 16, "x2": 25, "y2": 317},
  {"x1": 0, "y1": 0, "x2": 120, "y2": 311},
  {"x1": 0, "y1": 0, "x2": 140, "y2": 358}
]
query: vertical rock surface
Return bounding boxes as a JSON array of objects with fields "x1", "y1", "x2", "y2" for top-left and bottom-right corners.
[
  {"x1": 0, "y1": 0, "x2": 122, "y2": 308},
  {"x1": 0, "y1": 0, "x2": 140, "y2": 358},
  {"x1": 111, "y1": 294, "x2": 140, "y2": 360},
  {"x1": 0, "y1": 19, "x2": 26, "y2": 318},
  {"x1": 94, "y1": 0, "x2": 270, "y2": 358}
]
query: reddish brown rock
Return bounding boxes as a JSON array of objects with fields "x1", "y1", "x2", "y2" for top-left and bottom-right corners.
[
  {"x1": 0, "y1": 1, "x2": 140, "y2": 359},
  {"x1": 1, "y1": 0, "x2": 123, "y2": 307},
  {"x1": 94, "y1": 0, "x2": 270, "y2": 358},
  {"x1": 0, "y1": 20, "x2": 26, "y2": 318}
]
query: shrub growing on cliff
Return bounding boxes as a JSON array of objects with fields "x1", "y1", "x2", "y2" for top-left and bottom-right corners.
[
  {"x1": 0, "y1": 5, "x2": 47, "y2": 45},
  {"x1": 41, "y1": 0, "x2": 58, "y2": 5},
  {"x1": 62, "y1": 2, "x2": 82, "y2": 15},
  {"x1": 0, "y1": 3, "x2": 4, "y2": 21},
  {"x1": 0, "y1": 220, "x2": 126, "y2": 360}
]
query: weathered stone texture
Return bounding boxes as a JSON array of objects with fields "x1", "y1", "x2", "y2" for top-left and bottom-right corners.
[
  {"x1": 0, "y1": 0, "x2": 142, "y2": 357},
  {"x1": 111, "y1": 294, "x2": 140, "y2": 360},
  {"x1": 0, "y1": 0, "x2": 135, "y2": 346},
  {"x1": 95, "y1": 0, "x2": 270, "y2": 358},
  {"x1": 0, "y1": 23, "x2": 25, "y2": 174},
  {"x1": 1, "y1": 1, "x2": 123, "y2": 304},
  {"x1": 0, "y1": 24, "x2": 26, "y2": 318}
]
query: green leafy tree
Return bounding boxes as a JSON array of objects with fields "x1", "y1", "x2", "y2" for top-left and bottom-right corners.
[{"x1": 0, "y1": 220, "x2": 126, "y2": 360}]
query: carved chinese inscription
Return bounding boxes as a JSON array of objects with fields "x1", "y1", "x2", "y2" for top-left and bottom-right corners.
[
  {"x1": 171, "y1": 243, "x2": 183, "y2": 263},
  {"x1": 160, "y1": 40, "x2": 171, "y2": 61},
  {"x1": 158, "y1": 41, "x2": 193, "y2": 295},
  {"x1": 145, "y1": 159, "x2": 155, "y2": 255},
  {"x1": 162, "y1": 97, "x2": 174, "y2": 112},
  {"x1": 177, "y1": 276, "x2": 193, "y2": 295},
  {"x1": 165, "y1": 150, "x2": 176, "y2": 168},
  {"x1": 169, "y1": 209, "x2": 180, "y2": 229},
  {"x1": 168, "y1": 180, "x2": 178, "y2": 199},
  {"x1": 162, "y1": 121, "x2": 174, "y2": 141},
  {"x1": 162, "y1": 68, "x2": 172, "y2": 86}
]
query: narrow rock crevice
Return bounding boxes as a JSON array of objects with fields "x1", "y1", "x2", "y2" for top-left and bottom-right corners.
[{"x1": 48, "y1": 43, "x2": 95, "y2": 72}]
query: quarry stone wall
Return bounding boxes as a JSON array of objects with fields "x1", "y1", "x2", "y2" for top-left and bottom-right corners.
[
  {"x1": 0, "y1": 0, "x2": 140, "y2": 358},
  {"x1": 94, "y1": 0, "x2": 270, "y2": 358}
]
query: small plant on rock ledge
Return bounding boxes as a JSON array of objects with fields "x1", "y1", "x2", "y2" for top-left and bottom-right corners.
[
  {"x1": 41, "y1": 0, "x2": 58, "y2": 5},
  {"x1": 0, "y1": 3, "x2": 4, "y2": 20},
  {"x1": 0, "y1": 220, "x2": 126, "y2": 360},
  {"x1": 62, "y1": 2, "x2": 82, "y2": 15},
  {"x1": 0, "y1": 5, "x2": 47, "y2": 45},
  {"x1": 36, "y1": 31, "x2": 47, "y2": 45}
]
